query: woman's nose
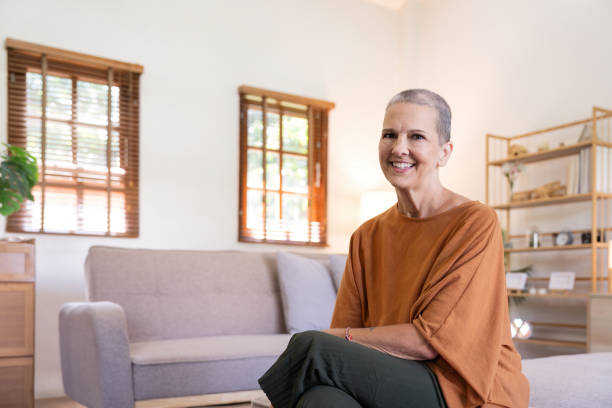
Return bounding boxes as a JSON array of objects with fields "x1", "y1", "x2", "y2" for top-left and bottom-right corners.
[{"x1": 391, "y1": 136, "x2": 410, "y2": 156}]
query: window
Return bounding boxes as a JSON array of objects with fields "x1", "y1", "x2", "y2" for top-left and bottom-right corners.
[
  {"x1": 6, "y1": 39, "x2": 142, "y2": 237},
  {"x1": 238, "y1": 86, "x2": 334, "y2": 246}
]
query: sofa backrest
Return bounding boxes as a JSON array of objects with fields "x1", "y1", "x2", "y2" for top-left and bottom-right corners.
[{"x1": 85, "y1": 246, "x2": 317, "y2": 342}]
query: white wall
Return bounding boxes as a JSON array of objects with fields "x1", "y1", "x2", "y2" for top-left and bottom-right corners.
[
  {"x1": 402, "y1": 0, "x2": 612, "y2": 200},
  {"x1": 0, "y1": 0, "x2": 403, "y2": 397},
  {"x1": 401, "y1": 0, "x2": 612, "y2": 358}
]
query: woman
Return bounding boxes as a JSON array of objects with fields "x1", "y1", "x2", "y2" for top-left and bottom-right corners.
[{"x1": 258, "y1": 89, "x2": 529, "y2": 408}]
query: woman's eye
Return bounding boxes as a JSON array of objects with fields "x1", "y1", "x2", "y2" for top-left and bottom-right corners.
[{"x1": 412, "y1": 134, "x2": 425, "y2": 140}]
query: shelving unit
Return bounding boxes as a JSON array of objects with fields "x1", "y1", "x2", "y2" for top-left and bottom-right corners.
[
  {"x1": 486, "y1": 106, "x2": 612, "y2": 351},
  {"x1": 0, "y1": 239, "x2": 35, "y2": 407}
]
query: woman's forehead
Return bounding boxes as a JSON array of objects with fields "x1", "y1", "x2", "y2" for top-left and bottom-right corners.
[{"x1": 383, "y1": 103, "x2": 438, "y2": 131}]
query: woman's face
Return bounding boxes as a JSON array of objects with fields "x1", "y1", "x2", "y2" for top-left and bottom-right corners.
[{"x1": 378, "y1": 103, "x2": 452, "y2": 192}]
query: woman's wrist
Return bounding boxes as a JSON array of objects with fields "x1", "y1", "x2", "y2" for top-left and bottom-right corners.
[
  {"x1": 321, "y1": 328, "x2": 346, "y2": 338},
  {"x1": 345, "y1": 327, "x2": 353, "y2": 341}
]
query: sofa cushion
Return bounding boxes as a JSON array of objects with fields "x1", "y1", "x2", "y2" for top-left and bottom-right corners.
[
  {"x1": 132, "y1": 356, "x2": 281, "y2": 400},
  {"x1": 277, "y1": 252, "x2": 336, "y2": 334},
  {"x1": 522, "y1": 352, "x2": 612, "y2": 407},
  {"x1": 85, "y1": 247, "x2": 286, "y2": 341},
  {"x1": 329, "y1": 254, "x2": 347, "y2": 291},
  {"x1": 130, "y1": 334, "x2": 292, "y2": 365},
  {"x1": 130, "y1": 334, "x2": 292, "y2": 400}
]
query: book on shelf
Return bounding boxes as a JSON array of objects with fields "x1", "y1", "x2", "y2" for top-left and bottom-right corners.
[
  {"x1": 577, "y1": 147, "x2": 591, "y2": 194},
  {"x1": 609, "y1": 147, "x2": 612, "y2": 193},
  {"x1": 566, "y1": 155, "x2": 579, "y2": 195},
  {"x1": 574, "y1": 121, "x2": 612, "y2": 194},
  {"x1": 597, "y1": 147, "x2": 603, "y2": 193},
  {"x1": 599, "y1": 146, "x2": 608, "y2": 194},
  {"x1": 573, "y1": 146, "x2": 612, "y2": 194}
]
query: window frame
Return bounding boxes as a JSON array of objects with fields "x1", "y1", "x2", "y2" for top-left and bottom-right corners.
[
  {"x1": 238, "y1": 85, "x2": 334, "y2": 246},
  {"x1": 5, "y1": 38, "x2": 142, "y2": 237}
]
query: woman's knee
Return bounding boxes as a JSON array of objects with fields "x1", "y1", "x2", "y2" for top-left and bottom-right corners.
[
  {"x1": 289, "y1": 330, "x2": 331, "y2": 350},
  {"x1": 296, "y1": 385, "x2": 361, "y2": 408}
]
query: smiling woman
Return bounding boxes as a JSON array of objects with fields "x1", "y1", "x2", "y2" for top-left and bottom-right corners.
[
  {"x1": 257, "y1": 89, "x2": 530, "y2": 408},
  {"x1": 378, "y1": 90, "x2": 462, "y2": 218}
]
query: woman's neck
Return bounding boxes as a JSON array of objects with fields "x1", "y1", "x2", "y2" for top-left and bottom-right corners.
[{"x1": 395, "y1": 181, "x2": 452, "y2": 218}]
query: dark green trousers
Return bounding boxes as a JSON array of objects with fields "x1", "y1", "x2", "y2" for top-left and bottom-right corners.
[{"x1": 258, "y1": 331, "x2": 447, "y2": 408}]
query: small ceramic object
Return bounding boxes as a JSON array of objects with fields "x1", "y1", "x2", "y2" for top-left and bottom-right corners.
[
  {"x1": 508, "y1": 144, "x2": 528, "y2": 157},
  {"x1": 537, "y1": 142, "x2": 550, "y2": 152},
  {"x1": 529, "y1": 227, "x2": 541, "y2": 248},
  {"x1": 554, "y1": 231, "x2": 573, "y2": 246}
]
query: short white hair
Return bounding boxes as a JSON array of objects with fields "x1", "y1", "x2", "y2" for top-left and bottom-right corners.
[{"x1": 386, "y1": 89, "x2": 451, "y2": 144}]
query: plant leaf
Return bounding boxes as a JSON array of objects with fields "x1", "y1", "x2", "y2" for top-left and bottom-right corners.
[
  {"x1": 0, "y1": 144, "x2": 39, "y2": 214},
  {"x1": 0, "y1": 189, "x2": 24, "y2": 216}
]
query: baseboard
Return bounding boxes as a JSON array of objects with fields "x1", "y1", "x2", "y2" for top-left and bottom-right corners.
[{"x1": 134, "y1": 389, "x2": 265, "y2": 408}]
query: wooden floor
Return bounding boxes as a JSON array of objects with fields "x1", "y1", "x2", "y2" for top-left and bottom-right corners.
[{"x1": 36, "y1": 397, "x2": 250, "y2": 408}]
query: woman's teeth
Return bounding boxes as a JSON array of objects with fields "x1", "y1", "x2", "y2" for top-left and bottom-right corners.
[{"x1": 392, "y1": 162, "x2": 415, "y2": 169}]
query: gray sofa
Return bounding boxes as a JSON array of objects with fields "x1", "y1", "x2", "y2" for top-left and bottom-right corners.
[
  {"x1": 59, "y1": 246, "x2": 321, "y2": 408},
  {"x1": 60, "y1": 246, "x2": 612, "y2": 408},
  {"x1": 523, "y1": 352, "x2": 612, "y2": 407}
]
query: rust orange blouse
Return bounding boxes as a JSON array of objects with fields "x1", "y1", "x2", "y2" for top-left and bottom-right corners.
[{"x1": 330, "y1": 201, "x2": 529, "y2": 407}]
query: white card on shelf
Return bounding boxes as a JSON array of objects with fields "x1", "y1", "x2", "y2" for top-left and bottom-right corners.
[
  {"x1": 548, "y1": 272, "x2": 576, "y2": 291},
  {"x1": 506, "y1": 272, "x2": 528, "y2": 290}
]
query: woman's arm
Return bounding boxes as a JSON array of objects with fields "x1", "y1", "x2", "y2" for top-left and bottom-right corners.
[{"x1": 322, "y1": 323, "x2": 438, "y2": 360}]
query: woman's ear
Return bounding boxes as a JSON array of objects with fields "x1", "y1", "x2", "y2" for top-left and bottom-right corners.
[{"x1": 438, "y1": 141, "x2": 453, "y2": 167}]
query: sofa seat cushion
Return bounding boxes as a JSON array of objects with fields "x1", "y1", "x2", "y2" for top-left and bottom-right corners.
[
  {"x1": 522, "y1": 352, "x2": 612, "y2": 408},
  {"x1": 130, "y1": 334, "x2": 292, "y2": 365},
  {"x1": 130, "y1": 334, "x2": 292, "y2": 400}
]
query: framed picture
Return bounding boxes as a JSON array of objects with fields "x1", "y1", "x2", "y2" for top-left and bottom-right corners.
[
  {"x1": 506, "y1": 272, "x2": 528, "y2": 291},
  {"x1": 548, "y1": 272, "x2": 575, "y2": 291}
]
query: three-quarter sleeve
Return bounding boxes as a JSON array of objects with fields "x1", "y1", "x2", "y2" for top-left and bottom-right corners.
[
  {"x1": 410, "y1": 209, "x2": 523, "y2": 407},
  {"x1": 330, "y1": 233, "x2": 364, "y2": 329}
]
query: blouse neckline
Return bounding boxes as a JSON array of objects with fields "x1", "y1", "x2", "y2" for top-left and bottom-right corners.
[{"x1": 391, "y1": 200, "x2": 479, "y2": 222}]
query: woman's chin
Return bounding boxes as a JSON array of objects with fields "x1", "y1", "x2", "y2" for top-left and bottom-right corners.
[{"x1": 388, "y1": 181, "x2": 414, "y2": 193}]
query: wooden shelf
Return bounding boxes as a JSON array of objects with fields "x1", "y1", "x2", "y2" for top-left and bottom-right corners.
[
  {"x1": 488, "y1": 139, "x2": 612, "y2": 166},
  {"x1": 513, "y1": 338, "x2": 587, "y2": 348},
  {"x1": 530, "y1": 321, "x2": 586, "y2": 329},
  {"x1": 509, "y1": 228, "x2": 612, "y2": 239},
  {"x1": 508, "y1": 292, "x2": 589, "y2": 298},
  {"x1": 488, "y1": 141, "x2": 592, "y2": 166},
  {"x1": 493, "y1": 193, "x2": 612, "y2": 210},
  {"x1": 504, "y1": 243, "x2": 607, "y2": 253},
  {"x1": 525, "y1": 276, "x2": 607, "y2": 282}
]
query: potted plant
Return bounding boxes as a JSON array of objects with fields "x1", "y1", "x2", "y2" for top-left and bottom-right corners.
[{"x1": 0, "y1": 145, "x2": 38, "y2": 216}]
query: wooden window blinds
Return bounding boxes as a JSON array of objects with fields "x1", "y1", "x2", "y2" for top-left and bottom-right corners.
[
  {"x1": 238, "y1": 86, "x2": 334, "y2": 246},
  {"x1": 5, "y1": 39, "x2": 142, "y2": 237}
]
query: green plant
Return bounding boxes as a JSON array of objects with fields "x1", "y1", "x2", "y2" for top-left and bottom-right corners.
[{"x1": 0, "y1": 145, "x2": 38, "y2": 216}]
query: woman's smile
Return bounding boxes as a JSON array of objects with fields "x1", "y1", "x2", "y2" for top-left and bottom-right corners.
[{"x1": 390, "y1": 161, "x2": 416, "y2": 173}]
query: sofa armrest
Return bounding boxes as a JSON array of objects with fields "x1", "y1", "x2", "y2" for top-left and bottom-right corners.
[{"x1": 59, "y1": 301, "x2": 134, "y2": 408}]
